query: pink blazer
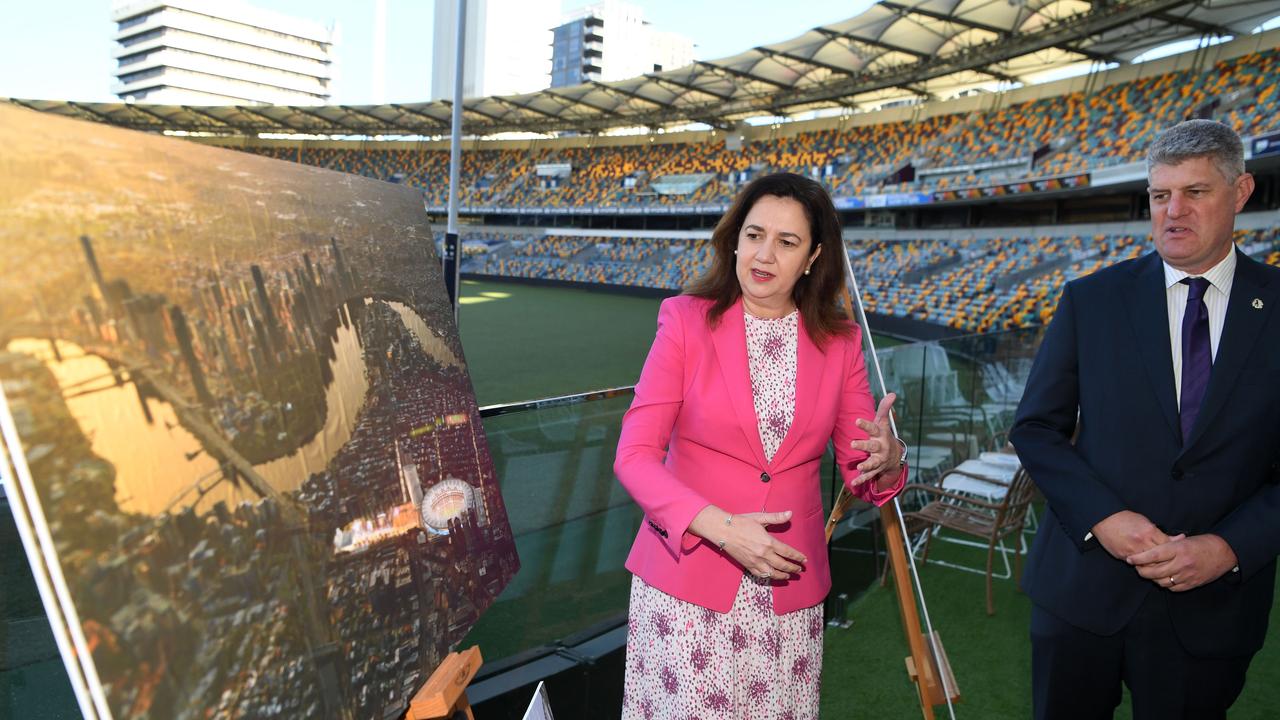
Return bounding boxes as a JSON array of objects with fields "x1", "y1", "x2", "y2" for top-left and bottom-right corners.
[{"x1": 615, "y1": 294, "x2": 905, "y2": 615}]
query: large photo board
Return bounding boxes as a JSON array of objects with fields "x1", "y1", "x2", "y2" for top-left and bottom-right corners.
[{"x1": 0, "y1": 104, "x2": 518, "y2": 720}]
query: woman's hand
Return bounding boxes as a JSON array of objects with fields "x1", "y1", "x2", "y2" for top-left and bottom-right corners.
[
  {"x1": 689, "y1": 507, "x2": 808, "y2": 580},
  {"x1": 849, "y1": 392, "x2": 903, "y2": 487}
]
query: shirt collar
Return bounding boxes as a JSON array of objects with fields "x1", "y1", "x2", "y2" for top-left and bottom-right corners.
[{"x1": 1162, "y1": 247, "x2": 1236, "y2": 291}]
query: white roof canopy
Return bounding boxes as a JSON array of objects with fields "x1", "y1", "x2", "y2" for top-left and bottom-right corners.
[{"x1": 10, "y1": 0, "x2": 1278, "y2": 137}]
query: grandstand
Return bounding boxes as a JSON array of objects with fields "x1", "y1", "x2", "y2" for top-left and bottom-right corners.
[
  {"x1": 182, "y1": 32, "x2": 1280, "y2": 217},
  {"x1": 175, "y1": 27, "x2": 1280, "y2": 337},
  {"x1": 169, "y1": 27, "x2": 1280, "y2": 338},
  {"x1": 439, "y1": 217, "x2": 1280, "y2": 335}
]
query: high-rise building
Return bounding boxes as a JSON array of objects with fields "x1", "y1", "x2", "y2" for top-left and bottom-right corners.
[
  {"x1": 431, "y1": 0, "x2": 560, "y2": 101},
  {"x1": 550, "y1": 1, "x2": 695, "y2": 88},
  {"x1": 551, "y1": 14, "x2": 604, "y2": 88},
  {"x1": 111, "y1": 1, "x2": 336, "y2": 105}
]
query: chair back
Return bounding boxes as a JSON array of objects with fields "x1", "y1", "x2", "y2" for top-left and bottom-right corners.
[{"x1": 993, "y1": 467, "x2": 1035, "y2": 534}]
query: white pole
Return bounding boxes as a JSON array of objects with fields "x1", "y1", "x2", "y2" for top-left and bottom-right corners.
[
  {"x1": 841, "y1": 247, "x2": 958, "y2": 720},
  {"x1": 372, "y1": 0, "x2": 387, "y2": 105},
  {"x1": 443, "y1": 0, "x2": 467, "y2": 319}
]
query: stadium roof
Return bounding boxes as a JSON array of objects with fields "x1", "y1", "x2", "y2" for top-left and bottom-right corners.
[{"x1": 8, "y1": 0, "x2": 1279, "y2": 137}]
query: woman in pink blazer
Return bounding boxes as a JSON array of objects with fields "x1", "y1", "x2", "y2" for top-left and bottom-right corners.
[{"x1": 616, "y1": 173, "x2": 907, "y2": 719}]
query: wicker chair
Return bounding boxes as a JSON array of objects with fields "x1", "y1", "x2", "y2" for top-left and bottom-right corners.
[{"x1": 902, "y1": 467, "x2": 1037, "y2": 615}]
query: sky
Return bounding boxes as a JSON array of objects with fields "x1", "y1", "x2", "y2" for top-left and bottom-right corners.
[{"x1": 0, "y1": 0, "x2": 875, "y2": 104}]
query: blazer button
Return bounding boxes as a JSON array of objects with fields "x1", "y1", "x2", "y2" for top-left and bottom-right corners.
[
  {"x1": 760, "y1": 472, "x2": 771, "y2": 483},
  {"x1": 1171, "y1": 468, "x2": 1184, "y2": 480}
]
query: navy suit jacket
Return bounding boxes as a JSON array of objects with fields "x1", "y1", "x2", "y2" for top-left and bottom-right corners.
[{"x1": 1010, "y1": 248, "x2": 1280, "y2": 658}]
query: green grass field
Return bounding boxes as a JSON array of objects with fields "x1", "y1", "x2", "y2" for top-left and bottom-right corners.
[
  {"x1": 458, "y1": 279, "x2": 667, "y2": 406},
  {"x1": 459, "y1": 279, "x2": 1280, "y2": 718},
  {"x1": 459, "y1": 278, "x2": 902, "y2": 405},
  {"x1": 819, "y1": 526, "x2": 1280, "y2": 718}
]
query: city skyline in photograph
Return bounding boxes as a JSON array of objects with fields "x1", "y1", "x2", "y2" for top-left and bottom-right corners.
[{"x1": 0, "y1": 103, "x2": 518, "y2": 720}]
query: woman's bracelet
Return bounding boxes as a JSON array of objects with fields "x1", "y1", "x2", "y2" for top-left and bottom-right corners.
[{"x1": 717, "y1": 513, "x2": 732, "y2": 550}]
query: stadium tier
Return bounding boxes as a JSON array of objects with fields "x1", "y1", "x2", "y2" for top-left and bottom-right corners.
[
  {"x1": 246, "y1": 39, "x2": 1280, "y2": 337},
  {"x1": 449, "y1": 225, "x2": 1280, "y2": 334},
  {"x1": 248, "y1": 48, "x2": 1280, "y2": 210}
]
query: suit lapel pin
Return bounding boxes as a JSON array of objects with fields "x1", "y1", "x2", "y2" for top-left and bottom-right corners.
[{"x1": 1253, "y1": 298, "x2": 1264, "y2": 310}]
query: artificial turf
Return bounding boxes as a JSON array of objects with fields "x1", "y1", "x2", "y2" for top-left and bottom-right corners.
[
  {"x1": 457, "y1": 279, "x2": 667, "y2": 406},
  {"x1": 820, "y1": 525, "x2": 1280, "y2": 718}
]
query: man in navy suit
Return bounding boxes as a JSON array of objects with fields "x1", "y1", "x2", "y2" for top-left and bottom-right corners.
[{"x1": 1011, "y1": 119, "x2": 1280, "y2": 719}]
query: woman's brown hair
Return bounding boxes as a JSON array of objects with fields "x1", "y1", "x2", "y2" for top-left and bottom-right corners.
[{"x1": 685, "y1": 172, "x2": 852, "y2": 348}]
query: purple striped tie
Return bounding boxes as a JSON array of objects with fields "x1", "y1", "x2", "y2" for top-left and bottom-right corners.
[{"x1": 1179, "y1": 276, "x2": 1212, "y2": 443}]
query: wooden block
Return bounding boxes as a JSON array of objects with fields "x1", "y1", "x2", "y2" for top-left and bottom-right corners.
[{"x1": 408, "y1": 646, "x2": 483, "y2": 720}]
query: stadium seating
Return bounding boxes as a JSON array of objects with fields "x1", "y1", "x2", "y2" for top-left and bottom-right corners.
[
  {"x1": 457, "y1": 226, "x2": 1280, "y2": 334},
  {"x1": 248, "y1": 49, "x2": 1280, "y2": 209},
  {"x1": 250, "y1": 44, "x2": 1280, "y2": 336}
]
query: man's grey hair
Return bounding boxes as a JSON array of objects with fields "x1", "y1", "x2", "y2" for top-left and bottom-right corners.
[{"x1": 1146, "y1": 119, "x2": 1246, "y2": 182}]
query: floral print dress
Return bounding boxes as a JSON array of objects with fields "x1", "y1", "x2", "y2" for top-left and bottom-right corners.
[{"x1": 623, "y1": 309, "x2": 823, "y2": 720}]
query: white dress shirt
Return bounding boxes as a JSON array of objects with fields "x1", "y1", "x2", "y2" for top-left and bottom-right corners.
[
  {"x1": 1163, "y1": 249, "x2": 1235, "y2": 405},
  {"x1": 1162, "y1": 249, "x2": 1242, "y2": 574},
  {"x1": 1084, "y1": 249, "x2": 1239, "y2": 549}
]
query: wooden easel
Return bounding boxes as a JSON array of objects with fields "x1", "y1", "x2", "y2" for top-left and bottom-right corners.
[
  {"x1": 882, "y1": 505, "x2": 960, "y2": 719},
  {"x1": 826, "y1": 283, "x2": 961, "y2": 719},
  {"x1": 408, "y1": 646, "x2": 483, "y2": 720}
]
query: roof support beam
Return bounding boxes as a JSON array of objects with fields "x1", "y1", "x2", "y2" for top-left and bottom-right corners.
[
  {"x1": 122, "y1": 102, "x2": 178, "y2": 127},
  {"x1": 695, "y1": 61, "x2": 792, "y2": 90},
  {"x1": 491, "y1": 95, "x2": 566, "y2": 122},
  {"x1": 756, "y1": 47, "x2": 861, "y2": 77},
  {"x1": 390, "y1": 103, "x2": 442, "y2": 121},
  {"x1": 181, "y1": 105, "x2": 234, "y2": 128},
  {"x1": 878, "y1": 2, "x2": 1008, "y2": 35},
  {"x1": 589, "y1": 80, "x2": 670, "y2": 108},
  {"x1": 542, "y1": 91, "x2": 629, "y2": 120},
  {"x1": 879, "y1": 0, "x2": 1123, "y2": 64},
  {"x1": 338, "y1": 105, "x2": 416, "y2": 132},
  {"x1": 815, "y1": 26, "x2": 930, "y2": 60},
  {"x1": 1152, "y1": 10, "x2": 1233, "y2": 36},
  {"x1": 644, "y1": 74, "x2": 735, "y2": 101},
  {"x1": 390, "y1": 103, "x2": 450, "y2": 131},
  {"x1": 235, "y1": 106, "x2": 310, "y2": 134},
  {"x1": 439, "y1": 100, "x2": 508, "y2": 124},
  {"x1": 66, "y1": 101, "x2": 121, "y2": 125},
  {"x1": 692, "y1": 117, "x2": 736, "y2": 131},
  {"x1": 979, "y1": 68, "x2": 1020, "y2": 83},
  {"x1": 1060, "y1": 45, "x2": 1121, "y2": 64},
  {"x1": 289, "y1": 106, "x2": 354, "y2": 134},
  {"x1": 895, "y1": 83, "x2": 934, "y2": 99}
]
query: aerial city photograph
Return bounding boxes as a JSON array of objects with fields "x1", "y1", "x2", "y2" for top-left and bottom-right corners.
[{"x1": 0, "y1": 103, "x2": 518, "y2": 720}]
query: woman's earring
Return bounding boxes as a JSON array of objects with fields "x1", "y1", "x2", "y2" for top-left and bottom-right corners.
[
  {"x1": 804, "y1": 267, "x2": 811, "y2": 275},
  {"x1": 733, "y1": 250, "x2": 738, "y2": 255}
]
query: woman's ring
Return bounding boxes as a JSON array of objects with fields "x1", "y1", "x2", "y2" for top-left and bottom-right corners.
[{"x1": 1169, "y1": 576, "x2": 1177, "y2": 586}]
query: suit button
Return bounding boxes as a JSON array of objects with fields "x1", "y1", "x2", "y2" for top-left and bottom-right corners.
[
  {"x1": 760, "y1": 472, "x2": 771, "y2": 483},
  {"x1": 1171, "y1": 468, "x2": 1184, "y2": 480}
]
